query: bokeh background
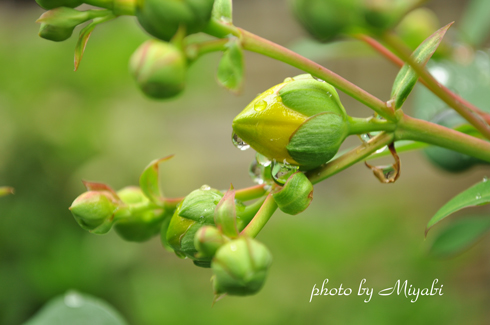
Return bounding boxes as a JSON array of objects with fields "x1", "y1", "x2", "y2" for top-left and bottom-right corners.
[{"x1": 1, "y1": 0, "x2": 490, "y2": 324}]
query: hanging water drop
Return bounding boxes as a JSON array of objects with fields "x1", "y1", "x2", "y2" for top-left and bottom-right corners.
[
  {"x1": 360, "y1": 133, "x2": 373, "y2": 143},
  {"x1": 231, "y1": 132, "x2": 250, "y2": 151},
  {"x1": 200, "y1": 184, "x2": 211, "y2": 191},
  {"x1": 256, "y1": 153, "x2": 271, "y2": 166},
  {"x1": 271, "y1": 160, "x2": 299, "y2": 185},
  {"x1": 249, "y1": 160, "x2": 265, "y2": 185},
  {"x1": 254, "y1": 100, "x2": 267, "y2": 112}
]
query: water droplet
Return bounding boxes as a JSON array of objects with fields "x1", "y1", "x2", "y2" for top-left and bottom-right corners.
[
  {"x1": 65, "y1": 292, "x2": 84, "y2": 308},
  {"x1": 360, "y1": 133, "x2": 373, "y2": 143},
  {"x1": 284, "y1": 77, "x2": 294, "y2": 83},
  {"x1": 328, "y1": 93, "x2": 332, "y2": 97},
  {"x1": 256, "y1": 153, "x2": 271, "y2": 166},
  {"x1": 230, "y1": 244, "x2": 237, "y2": 252},
  {"x1": 254, "y1": 100, "x2": 267, "y2": 112},
  {"x1": 231, "y1": 132, "x2": 250, "y2": 151},
  {"x1": 476, "y1": 193, "x2": 482, "y2": 200},
  {"x1": 200, "y1": 184, "x2": 211, "y2": 191},
  {"x1": 271, "y1": 160, "x2": 299, "y2": 185},
  {"x1": 313, "y1": 76, "x2": 326, "y2": 82},
  {"x1": 275, "y1": 95, "x2": 282, "y2": 103},
  {"x1": 483, "y1": 176, "x2": 488, "y2": 182},
  {"x1": 249, "y1": 160, "x2": 264, "y2": 185},
  {"x1": 381, "y1": 166, "x2": 396, "y2": 180}
]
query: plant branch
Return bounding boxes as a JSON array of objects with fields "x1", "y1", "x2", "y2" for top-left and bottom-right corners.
[
  {"x1": 185, "y1": 39, "x2": 228, "y2": 61},
  {"x1": 235, "y1": 184, "x2": 267, "y2": 201},
  {"x1": 306, "y1": 132, "x2": 396, "y2": 184},
  {"x1": 241, "y1": 193, "x2": 277, "y2": 238},
  {"x1": 358, "y1": 34, "x2": 490, "y2": 125},
  {"x1": 382, "y1": 31, "x2": 490, "y2": 139},
  {"x1": 347, "y1": 116, "x2": 397, "y2": 135}
]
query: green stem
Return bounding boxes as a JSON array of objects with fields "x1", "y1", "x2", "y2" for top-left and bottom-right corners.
[
  {"x1": 306, "y1": 132, "x2": 396, "y2": 184},
  {"x1": 396, "y1": 113, "x2": 490, "y2": 162},
  {"x1": 241, "y1": 194, "x2": 278, "y2": 238},
  {"x1": 185, "y1": 39, "x2": 228, "y2": 61},
  {"x1": 203, "y1": 19, "x2": 240, "y2": 38},
  {"x1": 236, "y1": 28, "x2": 396, "y2": 121},
  {"x1": 347, "y1": 116, "x2": 397, "y2": 135},
  {"x1": 237, "y1": 196, "x2": 268, "y2": 231},
  {"x1": 382, "y1": 31, "x2": 490, "y2": 140},
  {"x1": 84, "y1": 0, "x2": 136, "y2": 16},
  {"x1": 235, "y1": 184, "x2": 267, "y2": 201}
]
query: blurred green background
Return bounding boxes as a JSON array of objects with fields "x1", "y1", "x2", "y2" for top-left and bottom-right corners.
[{"x1": 1, "y1": 0, "x2": 490, "y2": 324}]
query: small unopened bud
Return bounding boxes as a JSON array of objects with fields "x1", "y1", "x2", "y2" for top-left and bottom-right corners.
[
  {"x1": 37, "y1": 8, "x2": 98, "y2": 42},
  {"x1": 212, "y1": 237, "x2": 272, "y2": 296},
  {"x1": 194, "y1": 226, "x2": 226, "y2": 258},
  {"x1": 272, "y1": 172, "x2": 313, "y2": 215},
  {"x1": 35, "y1": 0, "x2": 83, "y2": 10},
  {"x1": 135, "y1": 0, "x2": 215, "y2": 41},
  {"x1": 113, "y1": 186, "x2": 165, "y2": 242},
  {"x1": 69, "y1": 191, "x2": 118, "y2": 234},
  {"x1": 130, "y1": 40, "x2": 187, "y2": 99},
  {"x1": 232, "y1": 74, "x2": 348, "y2": 170}
]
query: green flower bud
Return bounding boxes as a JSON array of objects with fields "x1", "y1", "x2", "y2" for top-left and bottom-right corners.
[
  {"x1": 232, "y1": 74, "x2": 349, "y2": 170},
  {"x1": 361, "y1": 0, "x2": 411, "y2": 32},
  {"x1": 113, "y1": 186, "x2": 166, "y2": 242},
  {"x1": 290, "y1": 0, "x2": 359, "y2": 42},
  {"x1": 37, "y1": 8, "x2": 95, "y2": 42},
  {"x1": 272, "y1": 172, "x2": 313, "y2": 215},
  {"x1": 212, "y1": 236, "x2": 272, "y2": 296},
  {"x1": 135, "y1": 0, "x2": 215, "y2": 41},
  {"x1": 130, "y1": 40, "x2": 187, "y2": 99},
  {"x1": 424, "y1": 110, "x2": 484, "y2": 172},
  {"x1": 69, "y1": 190, "x2": 119, "y2": 234},
  {"x1": 194, "y1": 226, "x2": 226, "y2": 258},
  {"x1": 35, "y1": 0, "x2": 83, "y2": 10},
  {"x1": 165, "y1": 187, "x2": 224, "y2": 264}
]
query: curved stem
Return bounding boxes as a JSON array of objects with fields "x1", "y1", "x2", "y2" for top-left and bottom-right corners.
[
  {"x1": 306, "y1": 132, "x2": 396, "y2": 184},
  {"x1": 347, "y1": 116, "x2": 397, "y2": 135},
  {"x1": 382, "y1": 31, "x2": 490, "y2": 140},
  {"x1": 396, "y1": 113, "x2": 490, "y2": 162},
  {"x1": 185, "y1": 39, "x2": 228, "y2": 61},
  {"x1": 235, "y1": 184, "x2": 267, "y2": 201},
  {"x1": 237, "y1": 196, "x2": 268, "y2": 231},
  {"x1": 241, "y1": 193, "x2": 277, "y2": 238},
  {"x1": 358, "y1": 34, "x2": 490, "y2": 125}
]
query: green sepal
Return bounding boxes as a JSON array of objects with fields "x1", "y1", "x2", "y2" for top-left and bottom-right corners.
[
  {"x1": 272, "y1": 172, "x2": 313, "y2": 215},
  {"x1": 390, "y1": 22, "x2": 453, "y2": 110},
  {"x1": 139, "y1": 155, "x2": 173, "y2": 204},
  {"x1": 217, "y1": 38, "x2": 244, "y2": 94},
  {"x1": 212, "y1": 236, "x2": 272, "y2": 296},
  {"x1": 287, "y1": 112, "x2": 348, "y2": 169},
  {"x1": 212, "y1": 0, "x2": 233, "y2": 23},
  {"x1": 160, "y1": 212, "x2": 174, "y2": 252},
  {"x1": 278, "y1": 76, "x2": 346, "y2": 118},
  {"x1": 214, "y1": 187, "x2": 239, "y2": 238}
]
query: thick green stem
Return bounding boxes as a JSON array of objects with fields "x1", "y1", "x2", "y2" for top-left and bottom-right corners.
[
  {"x1": 347, "y1": 116, "x2": 397, "y2": 135},
  {"x1": 241, "y1": 194, "x2": 277, "y2": 238},
  {"x1": 238, "y1": 28, "x2": 395, "y2": 120},
  {"x1": 306, "y1": 132, "x2": 396, "y2": 184},
  {"x1": 396, "y1": 113, "x2": 490, "y2": 162},
  {"x1": 382, "y1": 31, "x2": 490, "y2": 140},
  {"x1": 237, "y1": 196, "x2": 268, "y2": 231},
  {"x1": 235, "y1": 184, "x2": 267, "y2": 201},
  {"x1": 185, "y1": 39, "x2": 228, "y2": 61}
]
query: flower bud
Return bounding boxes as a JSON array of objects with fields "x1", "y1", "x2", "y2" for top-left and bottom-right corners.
[
  {"x1": 69, "y1": 191, "x2": 119, "y2": 234},
  {"x1": 113, "y1": 186, "x2": 165, "y2": 242},
  {"x1": 135, "y1": 0, "x2": 215, "y2": 41},
  {"x1": 194, "y1": 226, "x2": 226, "y2": 258},
  {"x1": 232, "y1": 74, "x2": 349, "y2": 170},
  {"x1": 37, "y1": 8, "x2": 94, "y2": 42},
  {"x1": 130, "y1": 40, "x2": 187, "y2": 99},
  {"x1": 212, "y1": 236, "x2": 272, "y2": 296},
  {"x1": 165, "y1": 187, "x2": 224, "y2": 264},
  {"x1": 272, "y1": 172, "x2": 313, "y2": 215},
  {"x1": 35, "y1": 0, "x2": 83, "y2": 10}
]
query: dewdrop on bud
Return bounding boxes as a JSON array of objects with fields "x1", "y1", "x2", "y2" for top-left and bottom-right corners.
[
  {"x1": 232, "y1": 74, "x2": 349, "y2": 170},
  {"x1": 130, "y1": 40, "x2": 187, "y2": 99}
]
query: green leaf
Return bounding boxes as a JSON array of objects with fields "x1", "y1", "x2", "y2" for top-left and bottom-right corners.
[
  {"x1": 139, "y1": 155, "x2": 174, "y2": 204},
  {"x1": 24, "y1": 291, "x2": 128, "y2": 325},
  {"x1": 0, "y1": 187, "x2": 14, "y2": 197},
  {"x1": 74, "y1": 15, "x2": 114, "y2": 71},
  {"x1": 390, "y1": 22, "x2": 453, "y2": 109},
  {"x1": 217, "y1": 38, "x2": 244, "y2": 94},
  {"x1": 214, "y1": 186, "x2": 238, "y2": 238},
  {"x1": 460, "y1": 0, "x2": 490, "y2": 47},
  {"x1": 426, "y1": 178, "x2": 490, "y2": 233},
  {"x1": 212, "y1": 0, "x2": 233, "y2": 23},
  {"x1": 429, "y1": 215, "x2": 490, "y2": 258}
]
